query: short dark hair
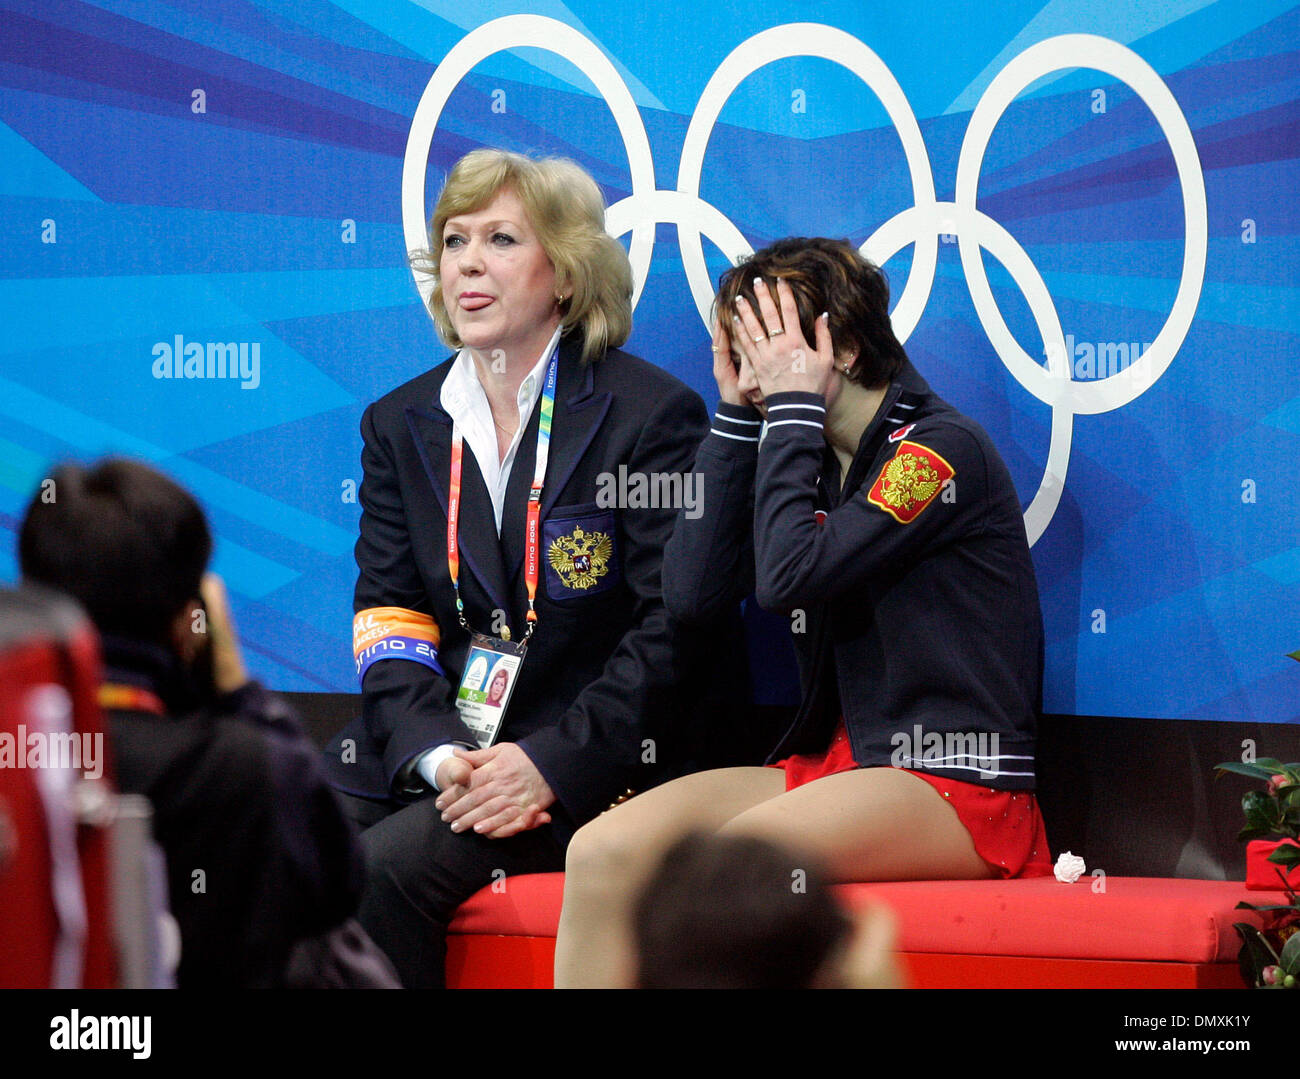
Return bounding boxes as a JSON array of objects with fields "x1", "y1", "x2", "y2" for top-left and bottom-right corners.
[
  {"x1": 19, "y1": 459, "x2": 211, "y2": 644},
  {"x1": 715, "y1": 237, "x2": 908, "y2": 387},
  {"x1": 632, "y1": 831, "x2": 853, "y2": 989}
]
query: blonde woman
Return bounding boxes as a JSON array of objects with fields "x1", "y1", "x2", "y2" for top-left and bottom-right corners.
[{"x1": 323, "y1": 150, "x2": 742, "y2": 987}]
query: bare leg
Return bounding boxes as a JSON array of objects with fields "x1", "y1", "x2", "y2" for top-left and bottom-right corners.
[
  {"x1": 556, "y1": 766, "x2": 994, "y2": 987},
  {"x1": 718, "y1": 767, "x2": 995, "y2": 882},
  {"x1": 554, "y1": 766, "x2": 785, "y2": 988}
]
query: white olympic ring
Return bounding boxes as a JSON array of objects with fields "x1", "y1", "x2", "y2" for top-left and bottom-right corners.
[
  {"x1": 954, "y1": 34, "x2": 1207, "y2": 417},
  {"x1": 402, "y1": 17, "x2": 1207, "y2": 545},
  {"x1": 401, "y1": 15, "x2": 658, "y2": 307}
]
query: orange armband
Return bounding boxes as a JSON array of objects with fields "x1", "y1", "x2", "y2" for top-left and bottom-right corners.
[{"x1": 353, "y1": 607, "x2": 443, "y2": 684}]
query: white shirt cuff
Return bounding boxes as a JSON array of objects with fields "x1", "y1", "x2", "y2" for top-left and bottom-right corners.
[{"x1": 417, "y1": 744, "x2": 465, "y2": 791}]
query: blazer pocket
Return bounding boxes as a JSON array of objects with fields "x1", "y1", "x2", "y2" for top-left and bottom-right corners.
[{"x1": 542, "y1": 503, "x2": 622, "y2": 602}]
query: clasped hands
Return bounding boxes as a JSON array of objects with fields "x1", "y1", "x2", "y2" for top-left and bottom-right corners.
[
  {"x1": 713, "y1": 278, "x2": 836, "y2": 405},
  {"x1": 434, "y1": 742, "x2": 555, "y2": 839}
]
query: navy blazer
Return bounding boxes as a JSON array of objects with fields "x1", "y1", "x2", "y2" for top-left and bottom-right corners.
[
  {"x1": 324, "y1": 338, "x2": 747, "y2": 829},
  {"x1": 663, "y1": 360, "x2": 1042, "y2": 791}
]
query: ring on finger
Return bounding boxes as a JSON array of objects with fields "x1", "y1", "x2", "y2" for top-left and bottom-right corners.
[
  {"x1": 768, "y1": 329, "x2": 785, "y2": 338},
  {"x1": 751, "y1": 334, "x2": 767, "y2": 344}
]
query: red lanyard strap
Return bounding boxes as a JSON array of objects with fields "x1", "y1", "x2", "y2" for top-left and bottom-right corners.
[{"x1": 447, "y1": 349, "x2": 558, "y2": 642}]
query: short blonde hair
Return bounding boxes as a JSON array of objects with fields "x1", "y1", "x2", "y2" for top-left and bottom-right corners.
[{"x1": 414, "y1": 150, "x2": 633, "y2": 363}]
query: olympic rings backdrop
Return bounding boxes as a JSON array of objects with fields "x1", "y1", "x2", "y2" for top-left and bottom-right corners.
[{"x1": 0, "y1": 1, "x2": 1296, "y2": 728}]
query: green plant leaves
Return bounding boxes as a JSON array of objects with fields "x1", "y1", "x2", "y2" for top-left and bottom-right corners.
[
  {"x1": 1243, "y1": 789, "x2": 1281, "y2": 833},
  {"x1": 1280, "y1": 931, "x2": 1300, "y2": 976},
  {"x1": 1216, "y1": 761, "x2": 1280, "y2": 782},
  {"x1": 1234, "y1": 923, "x2": 1279, "y2": 987},
  {"x1": 1269, "y1": 842, "x2": 1300, "y2": 871}
]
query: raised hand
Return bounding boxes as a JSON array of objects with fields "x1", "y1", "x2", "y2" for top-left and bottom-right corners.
[
  {"x1": 730, "y1": 278, "x2": 834, "y2": 399},
  {"x1": 710, "y1": 316, "x2": 746, "y2": 407}
]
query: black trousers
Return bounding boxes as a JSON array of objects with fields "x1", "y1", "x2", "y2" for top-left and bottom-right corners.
[{"x1": 342, "y1": 793, "x2": 567, "y2": 989}]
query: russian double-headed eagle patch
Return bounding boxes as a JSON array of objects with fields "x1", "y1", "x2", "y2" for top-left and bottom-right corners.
[
  {"x1": 547, "y1": 524, "x2": 613, "y2": 591},
  {"x1": 867, "y1": 440, "x2": 955, "y2": 524}
]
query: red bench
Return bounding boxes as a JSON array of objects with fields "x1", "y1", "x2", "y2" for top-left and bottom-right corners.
[{"x1": 446, "y1": 873, "x2": 1265, "y2": 988}]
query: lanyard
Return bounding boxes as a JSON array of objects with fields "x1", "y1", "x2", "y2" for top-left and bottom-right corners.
[
  {"x1": 447, "y1": 348, "x2": 558, "y2": 642},
  {"x1": 99, "y1": 682, "x2": 167, "y2": 716}
]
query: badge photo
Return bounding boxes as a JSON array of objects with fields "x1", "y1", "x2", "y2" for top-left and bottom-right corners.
[{"x1": 455, "y1": 633, "x2": 526, "y2": 748}]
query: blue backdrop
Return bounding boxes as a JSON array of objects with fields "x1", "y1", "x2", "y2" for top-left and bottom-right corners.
[{"x1": 0, "y1": 0, "x2": 1296, "y2": 726}]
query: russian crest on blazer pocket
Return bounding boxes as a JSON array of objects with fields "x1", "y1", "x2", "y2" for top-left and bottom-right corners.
[{"x1": 542, "y1": 504, "x2": 621, "y2": 601}]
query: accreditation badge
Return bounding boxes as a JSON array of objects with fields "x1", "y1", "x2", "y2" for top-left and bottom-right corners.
[{"x1": 454, "y1": 632, "x2": 526, "y2": 749}]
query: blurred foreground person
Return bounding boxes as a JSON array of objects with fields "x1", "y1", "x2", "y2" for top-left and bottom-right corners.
[
  {"x1": 633, "y1": 832, "x2": 899, "y2": 989},
  {"x1": 20, "y1": 459, "x2": 384, "y2": 987}
]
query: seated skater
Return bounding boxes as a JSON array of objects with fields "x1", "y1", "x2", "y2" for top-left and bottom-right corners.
[
  {"x1": 321, "y1": 149, "x2": 746, "y2": 987},
  {"x1": 555, "y1": 238, "x2": 1051, "y2": 988}
]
